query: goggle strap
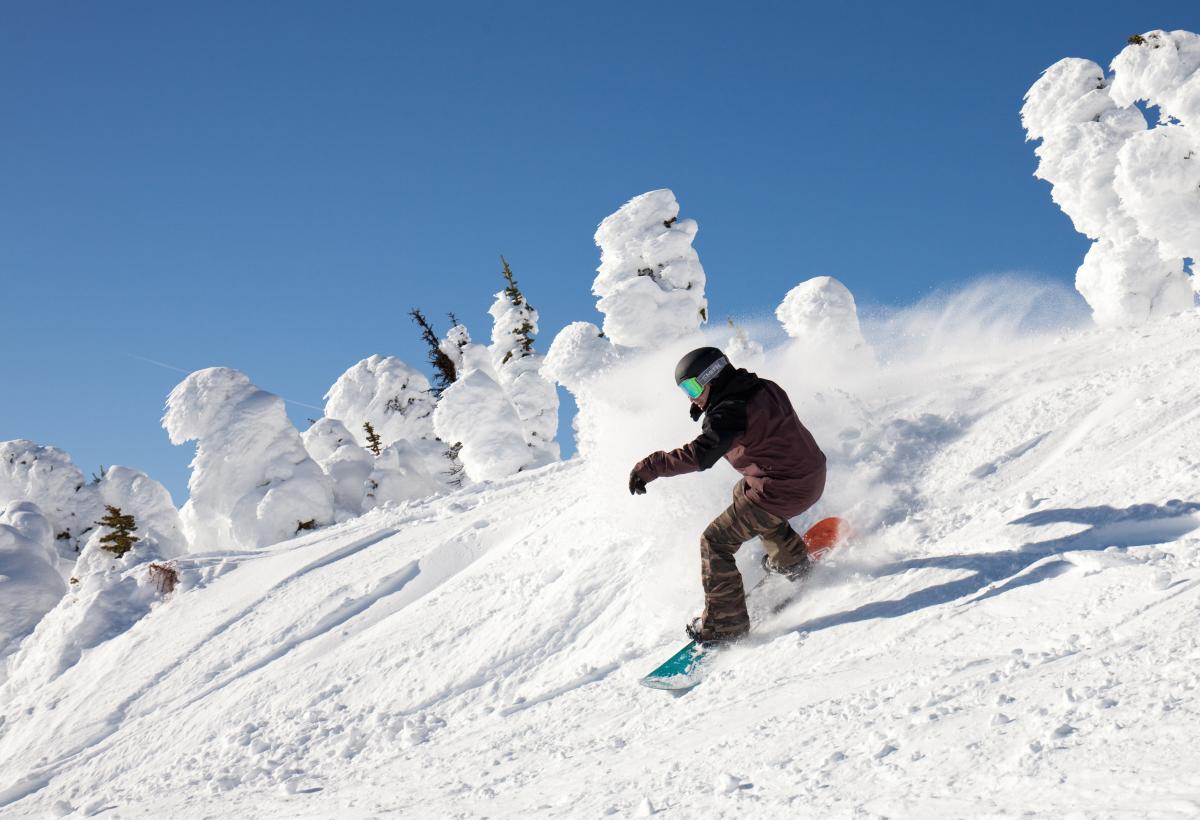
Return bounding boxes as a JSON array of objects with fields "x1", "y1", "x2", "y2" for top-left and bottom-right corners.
[{"x1": 695, "y1": 357, "x2": 727, "y2": 386}]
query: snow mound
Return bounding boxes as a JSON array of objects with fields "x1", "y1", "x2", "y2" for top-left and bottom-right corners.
[
  {"x1": 0, "y1": 502, "x2": 65, "y2": 670},
  {"x1": 592, "y1": 189, "x2": 708, "y2": 347},
  {"x1": 4, "y1": 541, "x2": 164, "y2": 691},
  {"x1": 164, "y1": 367, "x2": 334, "y2": 549}
]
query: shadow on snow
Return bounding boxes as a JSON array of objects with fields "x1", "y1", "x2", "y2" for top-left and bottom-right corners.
[{"x1": 784, "y1": 501, "x2": 1200, "y2": 636}]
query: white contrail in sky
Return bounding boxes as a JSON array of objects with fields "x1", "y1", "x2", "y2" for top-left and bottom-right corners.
[{"x1": 125, "y1": 353, "x2": 325, "y2": 412}]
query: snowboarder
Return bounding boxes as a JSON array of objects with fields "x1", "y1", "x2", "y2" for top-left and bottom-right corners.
[{"x1": 629, "y1": 347, "x2": 827, "y2": 645}]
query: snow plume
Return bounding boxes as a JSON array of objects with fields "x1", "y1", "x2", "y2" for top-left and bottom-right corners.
[
  {"x1": 164, "y1": 368, "x2": 334, "y2": 549},
  {"x1": 0, "y1": 501, "x2": 65, "y2": 670},
  {"x1": 860, "y1": 276, "x2": 1088, "y2": 366},
  {"x1": 592, "y1": 189, "x2": 708, "y2": 347},
  {"x1": 323, "y1": 355, "x2": 437, "y2": 448},
  {"x1": 725, "y1": 322, "x2": 766, "y2": 371},
  {"x1": 555, "y1": 276, "x2": 1088, "y2": 547},
  {"x1": 1022, "y1": 32, "x2": 1199, "y2": 326},
  {"x1": 488, "y1": 270, "x2": 560, "y2": 465}
]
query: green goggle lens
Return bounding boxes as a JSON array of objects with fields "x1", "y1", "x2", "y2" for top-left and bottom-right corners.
[
  {"x1": 679, "y1": 377, "x2": 704, "y2": 399},
  {"x1": 677, "y1": 356, "x2": 728, "y2": 400}
]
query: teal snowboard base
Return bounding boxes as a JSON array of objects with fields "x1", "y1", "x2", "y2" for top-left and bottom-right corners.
[{"x1": 638, "y1": 640, "x2": 715, "y2": 691}]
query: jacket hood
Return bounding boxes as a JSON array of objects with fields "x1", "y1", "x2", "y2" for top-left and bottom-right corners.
[{"x1": 706, "y1": 367, "x2": 763, "y2": 408}]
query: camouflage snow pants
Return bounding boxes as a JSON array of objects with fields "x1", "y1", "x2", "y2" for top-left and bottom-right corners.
[{"x1": 698, "y1": 479, "x2": 816, "y2": 638}]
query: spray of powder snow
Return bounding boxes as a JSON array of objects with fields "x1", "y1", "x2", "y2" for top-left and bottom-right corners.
[{"x1": 557, "y1": 276, "x2": 1090, "y2": 626}]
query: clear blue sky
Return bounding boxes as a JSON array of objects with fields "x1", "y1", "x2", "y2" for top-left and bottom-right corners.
[{"x1": 2, "y1": 1, "x2": 1193, "y2": 502}]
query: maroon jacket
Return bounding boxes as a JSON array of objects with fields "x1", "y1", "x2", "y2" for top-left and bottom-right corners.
[{"x1": 634, "y1": 369, "x2": 826, "y2": 518}]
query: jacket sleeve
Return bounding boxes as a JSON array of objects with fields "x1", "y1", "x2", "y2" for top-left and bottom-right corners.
[{"x1": 635, "y1": 400, "x2": 747, "y2": 481}]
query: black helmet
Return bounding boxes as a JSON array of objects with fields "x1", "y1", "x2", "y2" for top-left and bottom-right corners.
[{"x1": 675, "y1": 347, "x2": 729, "y2": 398}]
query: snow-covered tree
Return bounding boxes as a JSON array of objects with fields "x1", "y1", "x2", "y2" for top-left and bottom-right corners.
[
  {"x1": 433, "y1": 368, "x2": 532, "y2": 482},
  {"x1": 775, "y1": 276, "x2": 875, "y2": 367},
  {"x1": 2, "y1": 471, "x2": 189, "y2": 685},
  {"x1": 1022, "y1": 31, "x2": 1199, "y2": 326},
  {"x1": 0, "y1": 441, "x2": 186, "y2": 568},
  {"x1": 488, "y1": 257, "x2": 559, "y2": 465},
  {"x1": 366, "y1": 437, "x2": 457, "y2": 506},
  {"x1": 410, "y1": 309, "x2": 458, "y2": 397},
  {"x1": 0, "y1": 440, "x2": 99, "y2": 560},
  {"x1": 1108, "y1": 31, "x2": 1200, "y2": 265},
  {"x1": 163, "y1": 367, "x2": 334, "y2": 549},
  {"x1": 541, "y1": 322, "x2": 619, "y2": 396},
  {"x1": 323, "y1": 355, "x2": 438, "y2": 449},
  {"x1": 320, "y1": 355, "x2": 461, "y2": 506},
  {"x1": 94, "y1": 465, "x2": 187, "y2": 560},
  {"x1": 592, "y1": 189, "x2": 708, "y2": 348},
  {"x1": 432, "y1": 322, "x2": 537, "y2": 482},
  {"x1": 303, "y1": 418, "x2": 374, "y2": 518},
  {"x1": 439, "y1": 323, "x2": 471, "y2": 377},
  {"x1": 0, "y1": 501, "x2": 66, "y2": 667}
]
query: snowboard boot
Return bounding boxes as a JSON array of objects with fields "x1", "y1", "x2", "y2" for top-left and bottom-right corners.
[
  {"x1": 761, "y1": 552, "x2": 812, "y2": 582},
  {"x1": 685, "y1": 617, "x2": 748, "y2": 647}
]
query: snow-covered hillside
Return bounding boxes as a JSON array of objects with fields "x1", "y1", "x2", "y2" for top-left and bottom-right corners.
[{"x1": 2, "y1": 294, "x2": 1199, "y2": 818}]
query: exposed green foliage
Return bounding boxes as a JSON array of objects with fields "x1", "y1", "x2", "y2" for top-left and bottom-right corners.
[{"x1": 97, "y1": 505, "x2": 139, "y2": 558}]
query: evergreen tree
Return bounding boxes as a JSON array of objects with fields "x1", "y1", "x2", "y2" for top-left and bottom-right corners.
[
  {"x1": 363, "y1": 421, "x2": 384, "y2": 456},
  {"x1": 96, "y1": 505, "x2": 139, "y2": 558},
  {"x1": 410, "y1": 308, "x2": 459, "y2": 396},
  {"x1": 498, "y1": 256, "x2": 536, "y2": 365}
]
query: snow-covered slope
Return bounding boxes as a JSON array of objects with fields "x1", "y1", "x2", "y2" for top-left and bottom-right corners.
[{"x1": 3, "y1": 306, "x2": 1200, "y2": 818}]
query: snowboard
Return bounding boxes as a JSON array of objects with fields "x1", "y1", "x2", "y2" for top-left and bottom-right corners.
[{"x1": 639, "y1": 516, "x2": 848, "y2": 692}]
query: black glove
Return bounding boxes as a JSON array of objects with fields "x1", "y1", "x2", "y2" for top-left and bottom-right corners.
[
  {"x1": 628, "y1": 469, "x2": 648, "y2": 495},
  {"x1": 689, "y1": 403, "x2": 703, "y2": 422}
]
